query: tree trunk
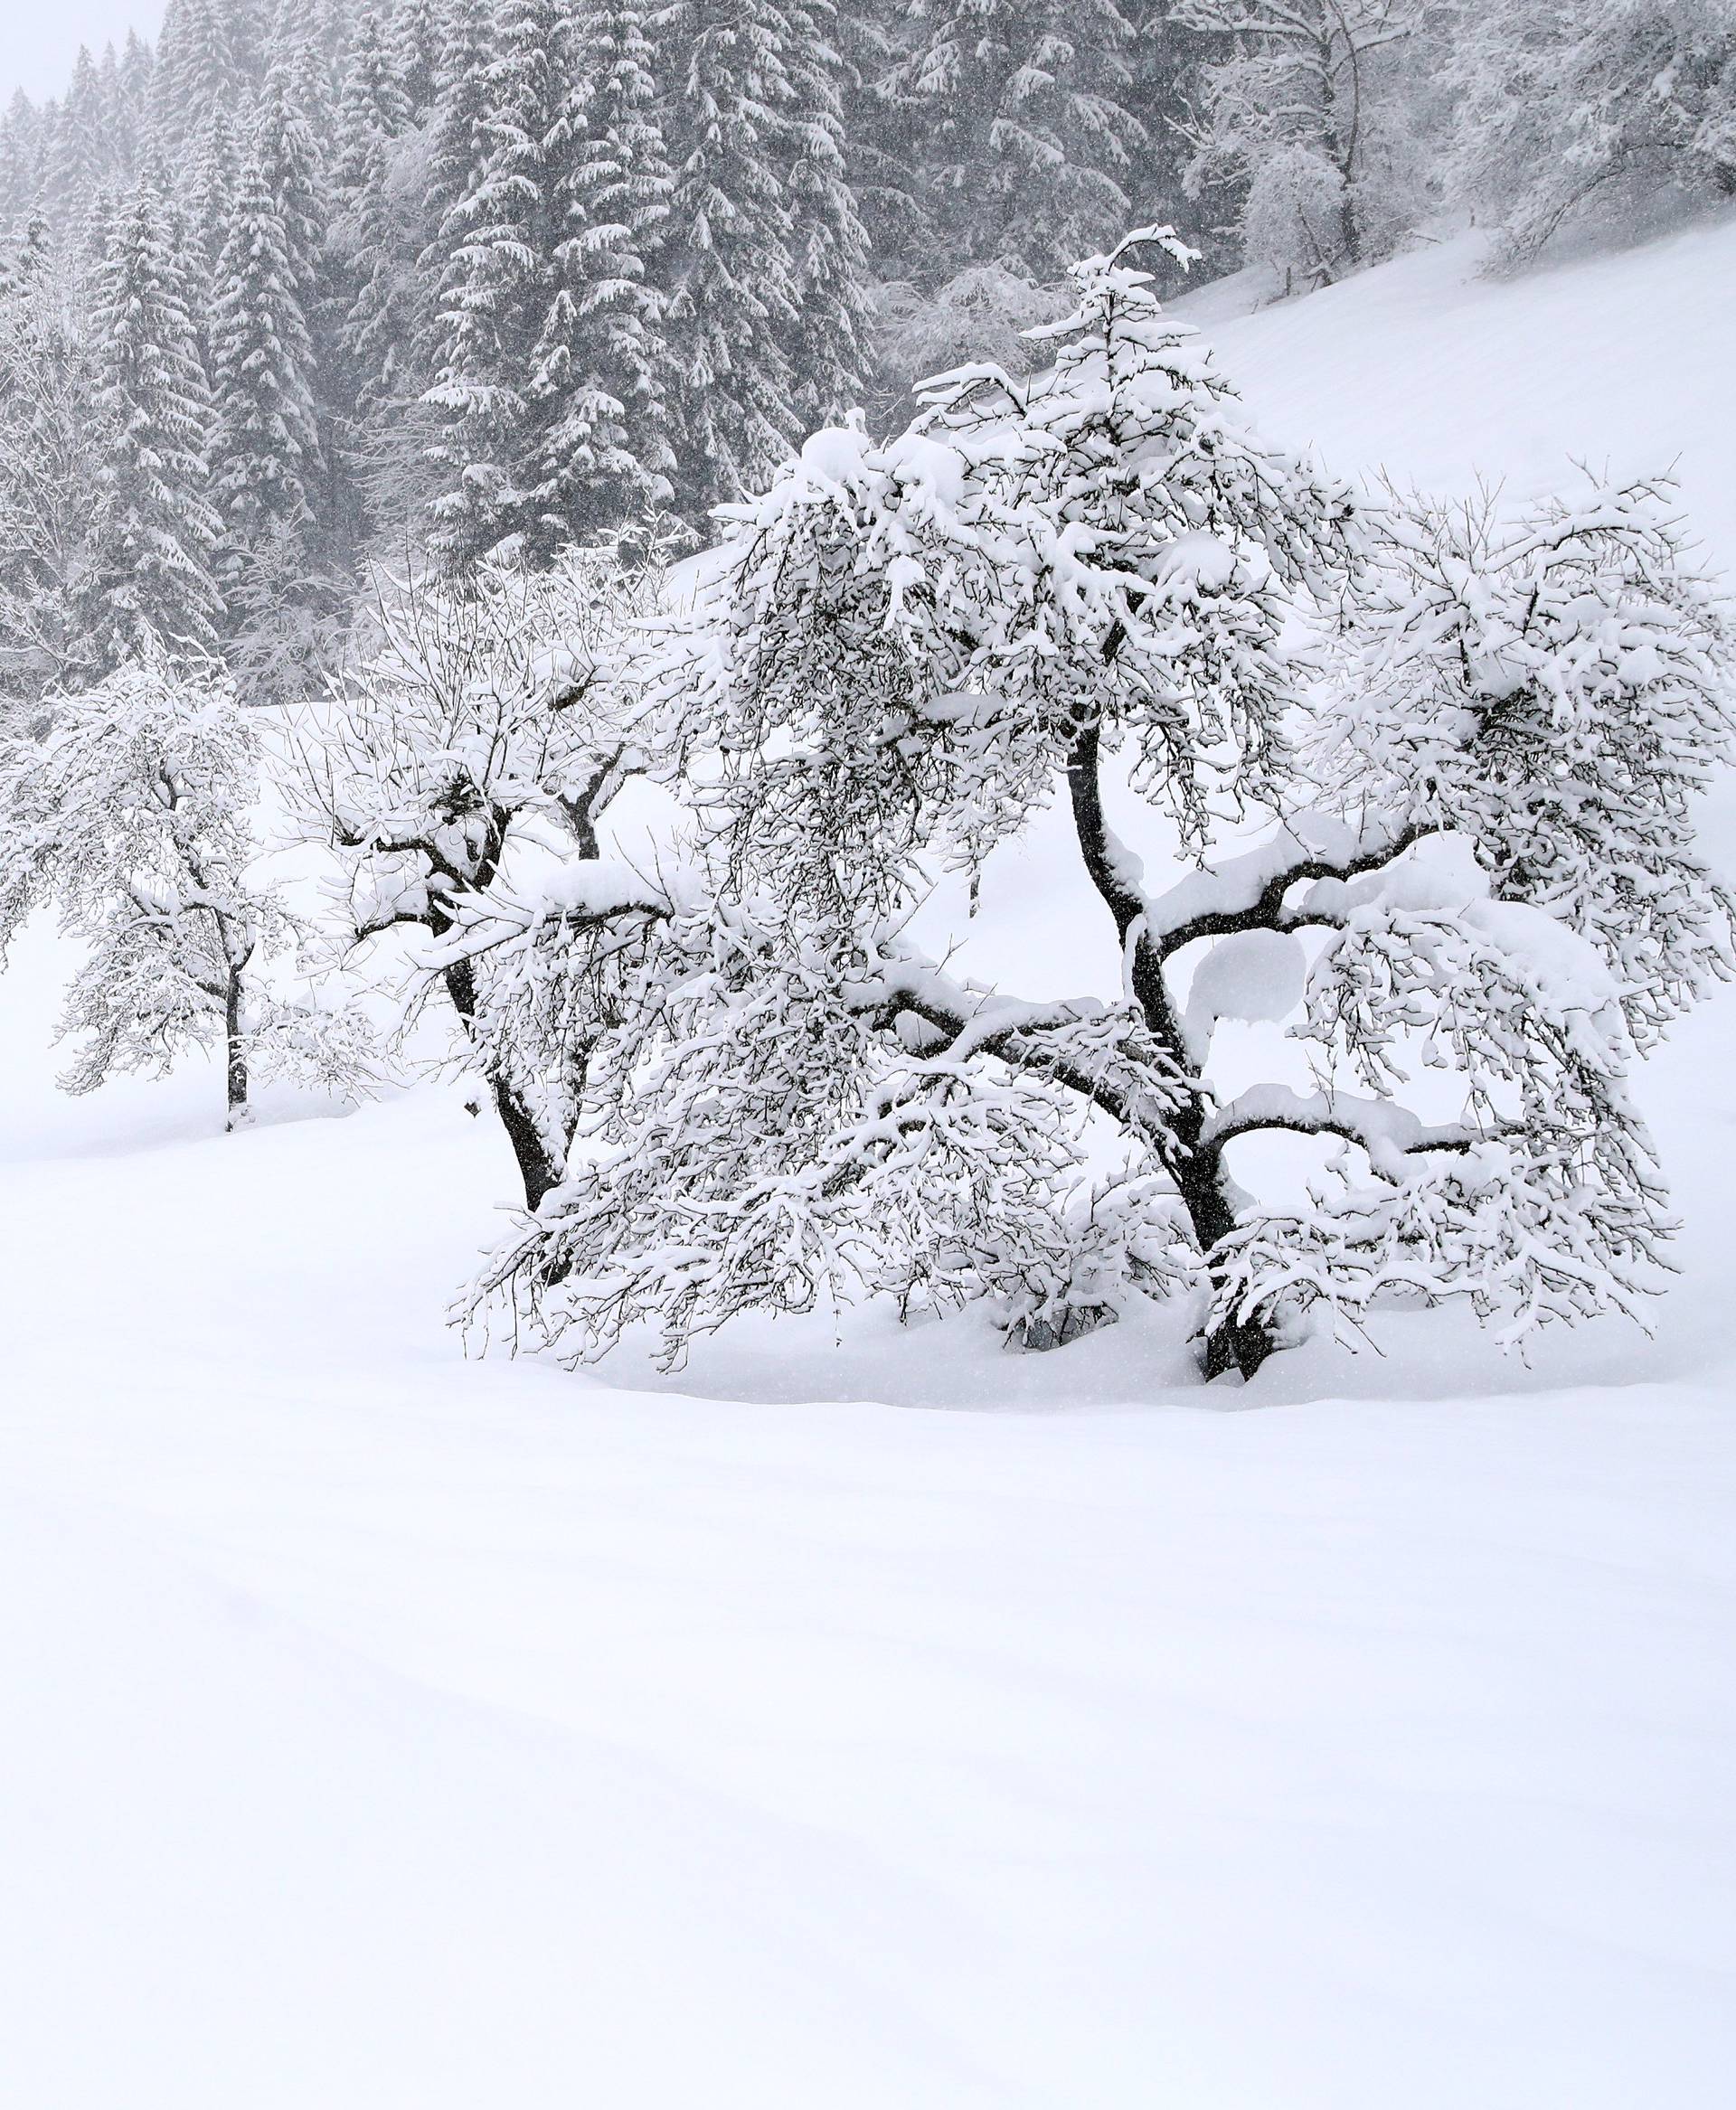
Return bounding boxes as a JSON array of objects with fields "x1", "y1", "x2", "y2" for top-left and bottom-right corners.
[
  {"x1": 223, "y1": 966, "x2": 249, "y2": 1132},
  {"x1": 441, "y1": 956, "x2": 565, "y2": 1210},
  {"x1": 1064, "y1": 720, "x2": 1279, "y2": 1381}
]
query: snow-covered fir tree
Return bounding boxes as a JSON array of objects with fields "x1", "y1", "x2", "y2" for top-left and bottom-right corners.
[
  {"x1": 421, "y1": 0, "x2": 581, "y2": 564},
  {"x1": 0, "y1": 226, "x2": 103, "y2": 703},
  {"x1": 423, "y1": 0, "x2": 686, "y2": 562},
  {"x1": 208, "y1": 141, "x2": 325, "y2": 612},
  {"x1": 458, "y1": 234, "x2": 1736, "y2": 1381},
  {"x1": 388, "y1": 0, "x2": 448, "y2": 122},
  {"x1": 531, "y1": 0, "x2": 680, "y2": 539},
  {"x1": 83, "y1": 183, "x2": 224, "y2": 666},
  {"x1": 880, "y1": 0, "x2": 1146, "y2": 279},
  {"x1": 654, "y1": 0, "x2": 807, "y2": 514},
  {"x1": 153, "y1": 0, "x2": 243, "y2": 152}
]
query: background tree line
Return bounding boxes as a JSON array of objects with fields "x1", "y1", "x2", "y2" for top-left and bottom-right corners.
[{"x1": 0, "y1": 0, "x2": 1731, "y2": 714}]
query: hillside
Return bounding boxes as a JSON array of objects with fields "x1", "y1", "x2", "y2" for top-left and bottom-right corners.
[{"x1": 4, "y1": 220, "x2": 1735, "y2": 2105}]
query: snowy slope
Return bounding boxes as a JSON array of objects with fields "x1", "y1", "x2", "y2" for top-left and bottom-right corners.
[{"x1": 5, "y1": 220, "x2": 1736, "y2": 2106}]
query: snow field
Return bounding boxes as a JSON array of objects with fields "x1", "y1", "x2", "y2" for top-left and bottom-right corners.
[{"x1": 5, "y1": 216, "x2": 1736, "y2": 2104}]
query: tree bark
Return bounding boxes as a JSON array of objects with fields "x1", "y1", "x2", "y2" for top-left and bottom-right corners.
[
  {"x1": 223, "y1": 966, "x2": 249, "y2": 1133},
  {"x1": 441, "y1": 955, "x2": 565, "y2": 1210}
]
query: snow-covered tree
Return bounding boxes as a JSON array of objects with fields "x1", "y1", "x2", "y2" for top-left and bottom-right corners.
[
  {"x1": 1175, "y1": 0, "x2": 1420, "y2": 287},
  {"x1": 209, "y1": 143, "x2": 324, "y2": 592},
  {"x1": 421, "y1": 0, "x2": 684, "y2": 562},
  {"x1": 774, "y1": 0, "x2": 873, "y2": 438},
  {"x1": 533, "y1": 0, "x2": 680, "y2": 538},
  {"x1": 461, "y1": 232, "x2": 1736, "y2": 1382},
  {"x1": 654, "y1": 0, "x2": 806, "y2": 514},
  {"x1": 84, "y1": 183, "x2": 224, "y2": 665},
  {"x1": 880, "y1": 0, "x2": 1146, "y2": 278},
  {"x1": 288, "y1": 540, "x2": 670, "y2": 1204},
  {"x1": 421, "y1": 0, "x2": 581, "y2": 563},
  {"x1": 1450, "y1": 0, "x2": 1736, "y2": 269},
  {"x1": 866, "y1": 262, "x2": 1071, "y2": 430},
  {"x1": 333, "y1": 8, "x2": 411, "y2": 200},
  {"x1": 46, "y1": 47, "x2": 110, "y2": 217},
  {"x1": 388, "y1": 0, "x2": 447, "y2": 123},
  {"x1": 0, "y1": 636, "x2": 366, "y2": 1128},
  {"x1": 153, "y1": 0, "x2": 241, "y2": 152},
  {"x1": 0, "y1": 227, "x2": 104, "y2": 703}
]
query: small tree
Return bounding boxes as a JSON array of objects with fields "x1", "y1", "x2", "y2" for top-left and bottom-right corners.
[
  {"x1": 289, "y1": 542, "x2": 669, "y2": 1207},
  {"x1": 0, "y1": 636, "x2": 365, "y2": 1129},
  {"x1": 462, "y1": 233, "x2": 1736, "y2": 1381}
]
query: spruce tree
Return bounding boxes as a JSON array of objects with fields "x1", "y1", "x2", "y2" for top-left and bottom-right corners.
[
  {"x1": 49, "y1": 50, "x2": 113, "y2": 219},
  {"x1": 389, "y1": 0, "x2": 448, "y2": 122},
  {"x1": 253, "y1": 45, "x2": 348, "y2": 557},
  {"x1": 0, "y1": 221, "x2": 103, "y2": 700},
  {"x1": 423, "y1": 0, "x2": 578, "y2": 563},
  {"x1": 335, "y1": 10, "x2": 420, "y2": 436},
  {"x1": 0, "y1": 94, "x2": 45, "y2": 229},
  {"x1": 778, "y1": 0, "x2": 872, "y2": 437},
  {"x1": 655, "y1": 0, "x2": 805, "y2": 516},
  {"x1": 335, "y1": 9, "x2": 412, "y2": 199},
  {"x1": 119, "y1": 32, "x2": 157, "y2": 135},
  {"x1": 881, "y1": 0, "x2": 1145, "y2": 278},
  {"x1": 208, "y1": 143, "x2": 323, "y2": 594},
  {"x1": 152, "y1": 0, "x2": 241, "y2": 153},
  {"x1": 190, "y1": 107, "x2": 241, "y2": 282},
  {"x1": 84, "y1": 182, "x2": 223, "y2": 662},
  {"x1": 531, "y1": 0, "x2": 679, "y2": 542}
]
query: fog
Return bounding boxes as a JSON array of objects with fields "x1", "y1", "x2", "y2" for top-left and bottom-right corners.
[{"x1": 5, "y1": 1, "x2": 166, "y2": 102}]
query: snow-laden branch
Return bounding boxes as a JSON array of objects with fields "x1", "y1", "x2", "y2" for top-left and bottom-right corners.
[{"x1": 1202, "y1": 1082, "x2": 1488, "y2": 1175}]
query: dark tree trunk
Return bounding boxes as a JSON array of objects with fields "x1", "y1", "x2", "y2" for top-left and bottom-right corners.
[
  {"x1": 223, "y1": 966, "x2": 249, "y2": 1133},
  {"x1": 1064, "y1": 721, "x2": 1279, "y2": 1381},
  {"x1": 441, "y1": 956, "x2": 565, "y2": 1210}
]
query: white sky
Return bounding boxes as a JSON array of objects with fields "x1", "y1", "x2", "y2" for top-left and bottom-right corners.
[{"x1": 5, "y1": 0, "x2": 167, "y2": 102}]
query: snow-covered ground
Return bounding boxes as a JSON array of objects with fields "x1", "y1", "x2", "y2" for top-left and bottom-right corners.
[{"x1": 5, "y1": 221, "x2": 1736, "y2": 2105}]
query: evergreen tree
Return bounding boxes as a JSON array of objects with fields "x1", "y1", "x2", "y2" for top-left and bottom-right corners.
[
  {"x1": 335, "y1": 8, "x2": 412, "y2": 198},
  {"x1": 778, "y1": 0, "x2": 872, "y2": 436},
  {"x1": 530, "y1": 0, "x2": 679, "y2": 540},
  {"x1": 389, "y1": 0, "x2": 448, "y2": 121},
  {"x1": 880, "y1": 0, "x2": 1146, "y2": 278},
  {"x1": 119, "y1": 31, "x2": 157, "y2": 135},
  {"x1": 190, "y1": 106, "x2": 241, "y2": 282},
  {"x1": 0, "y1": 94, "x2": 46, "y2": 228},
  {"x1": 0, "y1": 223, "x2": 104, "y2": 700},
  {"x1": 422, "y1": 0, "x2": 497, "y2": 246},
  {"x1": 423, "y1": 0, "x2": 580, "y2": 562},
  {"x1": 253, "y1": 43, "x2": 348, "y2": 557},
  {"x1": 335, "y1": 10, "x2": 421, "y2": 439},
  {"x1": 655, "y1": 0, "x2": 805, "y2": 514},
  {"x1": 152, "y1": 0, "x2": 241, "y2": 152},
  {"x1": 208, "y1": 143, "x2": 323, "y2": 593},
  {"x1": 84, "y1": 182, "x2": 223, "y2": 661}
]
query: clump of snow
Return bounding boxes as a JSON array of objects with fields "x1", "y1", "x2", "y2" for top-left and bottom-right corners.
[
  {"x1": 1186, "y1": 926, "x2": 1307, "y2": 1032},
  {"x1": 796, "y1": 421, "x2": 876, "y2": 493}
]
